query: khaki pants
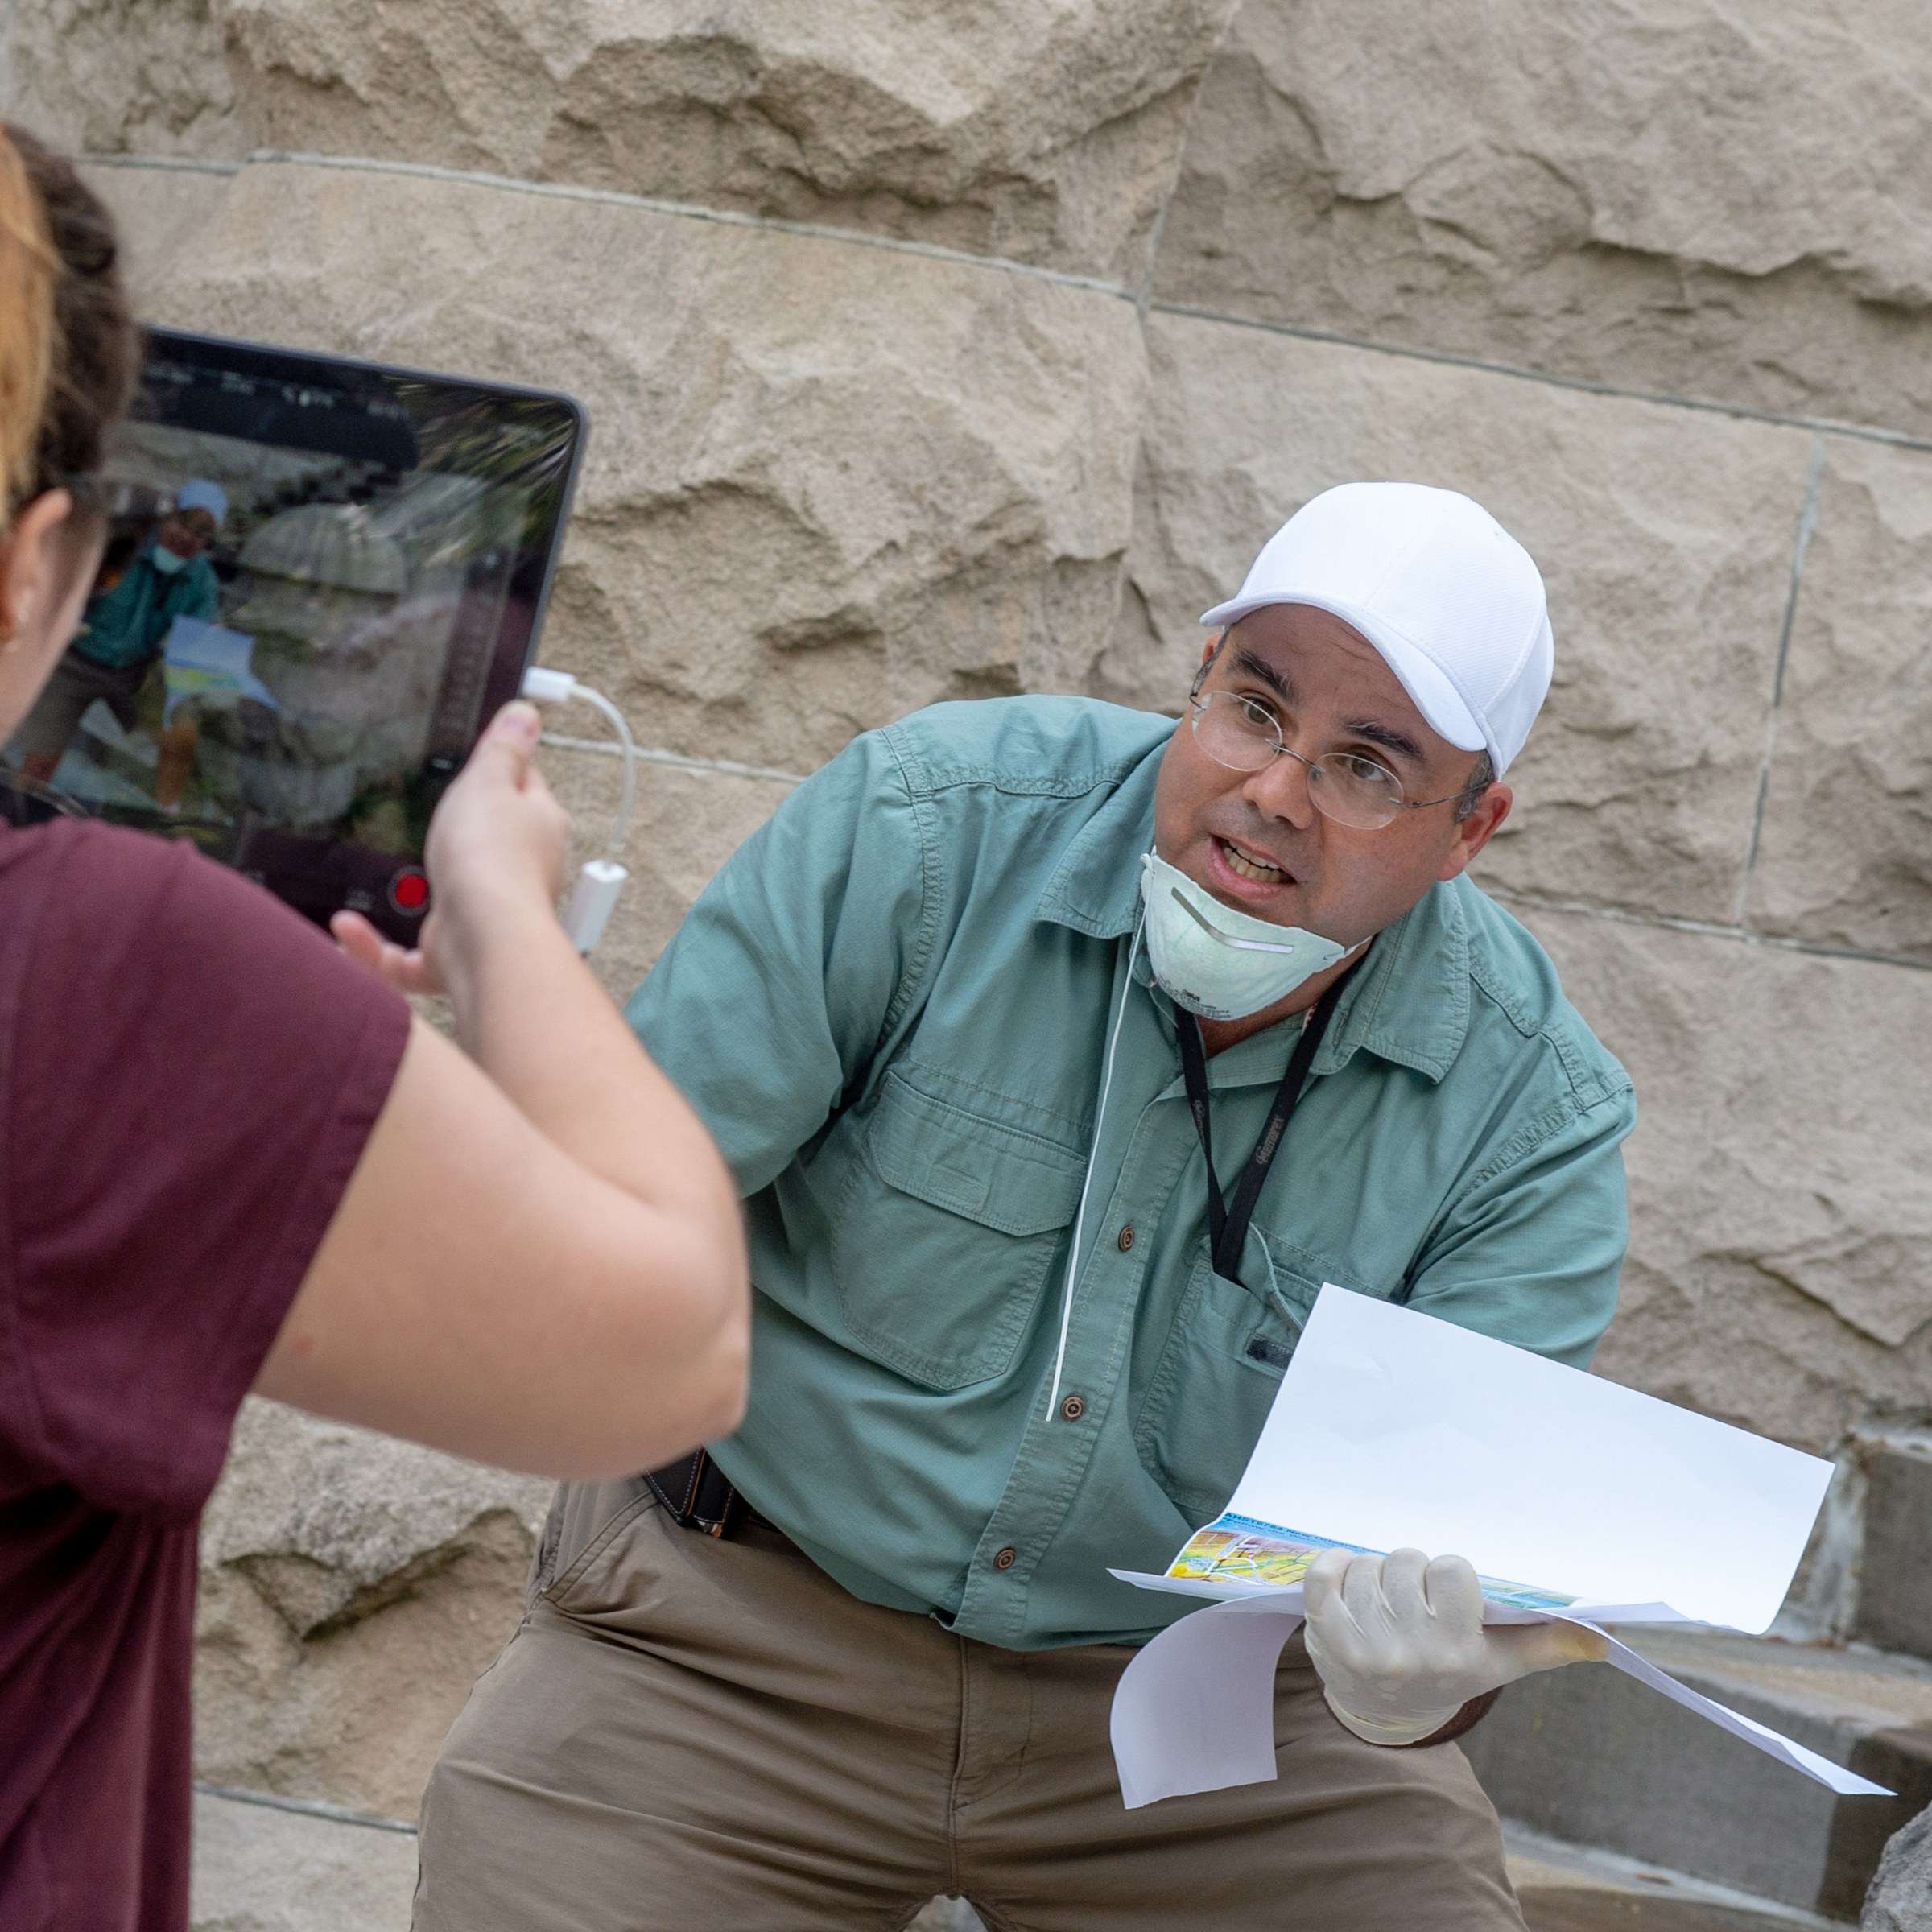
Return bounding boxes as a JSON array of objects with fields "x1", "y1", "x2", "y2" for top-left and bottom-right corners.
[
  {"x1": 414, "y1": 1480, "x2": 1526, "y2": 1931},
  {"x1": 14, "y1": 650, "x2": 153, "y2": 761}
]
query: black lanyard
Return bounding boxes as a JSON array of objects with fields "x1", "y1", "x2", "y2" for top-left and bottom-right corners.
[{"x1": 1174, "y1": 968, "x2": 1356, "y2": 1286}]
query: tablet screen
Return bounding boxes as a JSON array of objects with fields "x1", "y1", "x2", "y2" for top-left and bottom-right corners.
[{"x1": 8, "y1": 328, "x2": 584, "y2": 938}]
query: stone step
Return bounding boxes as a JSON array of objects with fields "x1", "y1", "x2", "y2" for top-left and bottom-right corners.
[
  {"x1": 1851, "y1": 1447, "x2": 1932, "y2": 1664},
  {"x1": 911, "y1": 1828, "x2": 1836, "y2": 1932},
  {"x1": 1505, "y1": 1823, "x2": 1846, "y2": 1930},
  {"x1": 914, "y1": 1838, "x2": 1843, "y2": 1932},
  {"x1": 1462, "y1": 1628, "x2": 1932, "y2": 1922},
  {"x1": 191, "y1": 1782, "x2": 1841, "y2": 1931},
  {"x1": 190, "y1": 1786, "x2": 417, "y2": 1932}
]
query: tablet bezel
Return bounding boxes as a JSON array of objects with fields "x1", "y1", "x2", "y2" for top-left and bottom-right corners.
[{"x1": 101, "y1": 327, "x2": 589, "y2": 937}]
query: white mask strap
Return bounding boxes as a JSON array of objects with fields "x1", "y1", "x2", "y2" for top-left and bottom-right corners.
[{"x1": 1046, "y1": 912, "x2": 1143, "y2": 1418}]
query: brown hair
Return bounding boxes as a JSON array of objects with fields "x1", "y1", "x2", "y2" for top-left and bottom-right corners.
[
  {"x1": 0, "y1": 126, "x2": 56, "y2": 528},
  {"x1": 1, "y1": 124, "x2": 141, "y2": 522}
]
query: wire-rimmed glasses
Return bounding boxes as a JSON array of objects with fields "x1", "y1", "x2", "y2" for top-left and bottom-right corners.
[{"x1": 1188, "y1": 689, "x2": 1468, "y2": 832}]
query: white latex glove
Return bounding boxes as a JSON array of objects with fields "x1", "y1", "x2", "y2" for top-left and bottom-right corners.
[{"x1": 1302, "y1": 1546, "x2": 1609, "y2": 1747}]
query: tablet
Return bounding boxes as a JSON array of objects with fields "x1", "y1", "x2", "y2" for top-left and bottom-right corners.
[{"x1": 9, "y1": 328, "x2": 586, "y2": 939}]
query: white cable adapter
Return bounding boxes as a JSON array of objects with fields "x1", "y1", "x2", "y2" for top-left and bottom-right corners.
[
  {"x1": 561, "y1": 858, "x2": 629, "y2": 955},
  {"x1": 518, "y1": 665, "x2": 637, "y2": 955},
  {"x1": 519, "y1": 666, "x2": 579, "y2": 706}
]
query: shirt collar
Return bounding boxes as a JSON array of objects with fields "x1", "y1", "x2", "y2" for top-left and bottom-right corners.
[
  {"x1": 1314, "y1": 878, "x2": 1471, "y2": 1084},
  {"x1": 1034, "y1": 733, "x2": 1165, "y2": 939},
  {"x1": 1034, "y1": 731, "x2": 1472, "y2": 1083}
]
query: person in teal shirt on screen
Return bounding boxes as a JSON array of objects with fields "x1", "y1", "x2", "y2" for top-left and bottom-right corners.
[
  {"x1": 16, "y1": 477, "x2": 225, "y2": 783},
  {"x1": 415, "y1": 483, "x2": 1639, "y2": 1932}
]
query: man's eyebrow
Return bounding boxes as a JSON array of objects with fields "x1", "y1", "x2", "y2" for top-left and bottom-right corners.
[
  {"x1": 1342, "y1": 716, "x2": 1426, "y2": 767},
  {"x1": 1229, "y1": 646, "x2": 1426, "y2": 767},
  {"x1": 1230, "y1": 647, "x2": 1296, "y2": 704}
]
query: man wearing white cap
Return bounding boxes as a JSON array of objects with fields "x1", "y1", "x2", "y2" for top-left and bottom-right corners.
[{"x1": 416, "y1": 483, "x2": 1636, "y2": 1930}]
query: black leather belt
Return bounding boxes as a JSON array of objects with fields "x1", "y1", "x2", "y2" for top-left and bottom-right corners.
[{"x1": 646, "y1": 1449, "x2": 773, "y2": 1538}]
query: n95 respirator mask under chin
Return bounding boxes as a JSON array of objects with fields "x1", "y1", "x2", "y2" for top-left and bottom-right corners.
[{"x1": 1138, "y1": 849, "x2": 1346, "y2": 1022}]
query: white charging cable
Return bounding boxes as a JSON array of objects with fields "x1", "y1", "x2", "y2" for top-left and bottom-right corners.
[{"x1": 518, "y1": 666, "x2": 636, "y2": 954}]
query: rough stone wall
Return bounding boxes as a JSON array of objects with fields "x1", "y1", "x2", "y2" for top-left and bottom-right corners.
[{"x1": 10, "y1": 0, "x2": 1932, "y2": 1824}]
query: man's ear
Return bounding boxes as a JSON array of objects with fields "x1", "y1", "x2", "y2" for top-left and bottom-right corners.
[
  {"x1": 1437, "y1": 782, "x2": 1513, "y2": 882},
  {"x1": 1191, "y1": 627, "x2": 1228, "y2": 695}
]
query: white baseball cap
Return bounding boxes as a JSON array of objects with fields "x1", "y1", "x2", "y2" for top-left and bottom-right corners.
[
  {"x1": 1200, "y1": 481, "x2": 1554, "y2": 774},
  {"x1": 174, "y1": 478, "x2": 229, "y2": 526}
]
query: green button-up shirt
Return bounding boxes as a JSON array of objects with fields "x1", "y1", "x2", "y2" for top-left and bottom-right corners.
[
  {"x1": 74, "y1": 547, "x2": 220, "y2": 670},
  {"x1": 627, "y1": 696, "x2": 1636, "y2": 1649}
]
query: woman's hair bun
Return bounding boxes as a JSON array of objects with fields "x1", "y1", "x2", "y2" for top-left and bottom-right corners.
[{"x1": 0, "y1": 123, "x2": 140, "y2": 527}]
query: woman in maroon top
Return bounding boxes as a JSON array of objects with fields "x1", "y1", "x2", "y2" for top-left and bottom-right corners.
[{"x1": 0, "y1": 127, "x2": 749, "y2": 1932}]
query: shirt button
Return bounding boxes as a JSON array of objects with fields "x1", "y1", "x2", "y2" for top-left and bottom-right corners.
[
  {"x1": 1060, "y1": 1393, "x2": 1086, "y2": 1422},
  {"x1": 994, "y1": 1546, "x2": 1018, "y2": 1571},
  {"x1": 1117, "y1": 1224, "x2": 1135, "y2": 1252}
]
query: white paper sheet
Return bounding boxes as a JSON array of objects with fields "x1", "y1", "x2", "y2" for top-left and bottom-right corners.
[
  {"x1": 1107, "y1": 1594, "x2": 1891, "y2": 1807},
  {"x1": 1216, "y1": 1286, "x2": 1832, "y2": 1633},
  {"x1": 1109, "y1": 1596, "x2": 1305, "y2": 1809},
  {"x1": 1108, "y1": 1286, "x2": 1886, "y2": 1807},
  {"x1": 1584, "y1": 1625, "x2": 1888, "y2": 1795},
  {"x1": 162, "y1": 617, "x2": 279, "y2": 724}
]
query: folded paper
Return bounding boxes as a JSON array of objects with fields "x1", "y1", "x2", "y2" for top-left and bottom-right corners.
[
  {"x1": 1110, "y1": 1286, "x2": 1888, "y2": 1805},
  {"x1": 162, "y1": 617, "x2": 279, "y2": 724}
]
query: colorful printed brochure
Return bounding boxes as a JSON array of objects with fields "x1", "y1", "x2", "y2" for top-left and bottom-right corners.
[{"x1": 1164, "y1": 1514, "x2": 1575, "y2": 1612}]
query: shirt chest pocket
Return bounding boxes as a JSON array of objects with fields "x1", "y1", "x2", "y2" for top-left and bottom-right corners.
[
  {"x1": 1133, "y1": 1248, "x2": 1332, "y2": 1525},
  {"x1": 831, "y1": 1072, "x2": 1086, "y2": 1390}
]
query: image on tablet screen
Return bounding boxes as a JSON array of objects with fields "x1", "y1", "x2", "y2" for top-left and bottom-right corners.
[{"x1": 3, "y1": 331, "x2": 583, "y2": 937}]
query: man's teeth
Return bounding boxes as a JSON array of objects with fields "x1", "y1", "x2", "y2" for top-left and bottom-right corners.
[{"x1": 1220, "y1": 839, "x2": 1286, "y2": 883}]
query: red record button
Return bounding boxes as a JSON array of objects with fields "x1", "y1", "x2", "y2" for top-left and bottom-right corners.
[{"x1": 388, "y1": 868, "x2": 431, "y2": 915}]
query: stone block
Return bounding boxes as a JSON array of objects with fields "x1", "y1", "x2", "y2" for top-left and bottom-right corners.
[
  {"x1": 1105, "y1": 312, "x2": 1813, "y2": 923},
  {"x1": 532, "y1": 737, "x2": 799, "y2": 1001},
  {"x1": 200, "y1": 1402, "x2": 549, "y2": 1640},
  {"x1": 17, "y1": 0, "x2": 1234, "y2": 284},
  {"x1": 1855, "y1": 1449, "x2": 1932, "y2": 1665},
  {"x1": 196, "y1": 1529, "x2": 529, "y2": 1824},
  {"x1": 1501, "y1": 1826, "x2": 1832, "y2": 1930},
  {"x1": 1864, "y1": 1802, "x2": 1932, "y2": 1932},
  {"x1": 112, "y1": 156, "x2": 1146, "y2": 774},
  {"x1": 1744, "y1": 437, "x2": 1932, "y2": 962},
  {"x1": 76, "y1": 159, "x2": 238, "y2": 296},
  {"x1": 11, "y1": 2, "x2": 238, "y2": 160},
  {"x1": 190, "y1": 1790, "x2": 417, "y2": 1932},
  {"x1": 1517, "y1": 905, "x2": 1932, "y2": 1452},
  {"x1": 196, "y1": 1402, "x2": 550, "y2": 1818},
  {"x1": 1154, "y1": 0, "x2": 1932, "y2": 438},
  {"x1": 1463, "y1": 1629, "x2": 1932, "y2": 1918}
]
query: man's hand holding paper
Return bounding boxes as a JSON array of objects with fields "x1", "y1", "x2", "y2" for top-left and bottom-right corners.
[{"x1": 1302, "y1": 1546, "x2": 1608, "y2": 1747}]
